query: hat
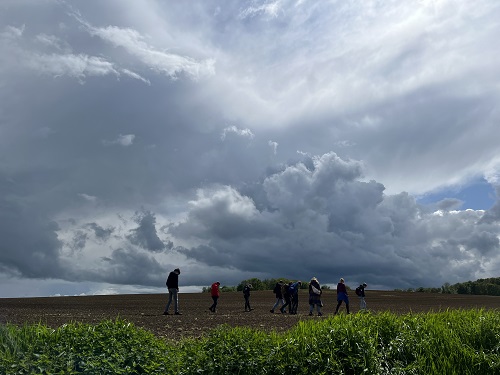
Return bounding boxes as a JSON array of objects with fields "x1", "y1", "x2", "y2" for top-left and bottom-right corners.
[
  {"x1": 174, "y1": 268, "x2": 180, "y2": 274},
  {"x1": 340, "y1": 278, "x2": 344, "y2": 283},
  {"x1": 362, "y1": 282, "x2": 367, "y2": 287}
]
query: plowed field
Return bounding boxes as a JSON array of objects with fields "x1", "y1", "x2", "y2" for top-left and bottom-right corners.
[{"x1": 1, "y1": 290, "x2": 499, "y2": 341}]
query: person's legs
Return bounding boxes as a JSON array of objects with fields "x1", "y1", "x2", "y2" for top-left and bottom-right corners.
[
  {"x1": 335, "y1": 300, "x2": 342, "y2": 314},
  {"x1": 210, "y1": 296, "x2": 218, "y2": 312},
  {"x1": 164, "y1": 289, "x2": 173, "y2": 313},
  {"x1": 281, "y1": 299, "x2": 290, "y2": 313},
  {"x1": 213, "y1": 296, "x2": 218, "y2": 311},
  {"x1": 272, "y1": 298, "x2": 283, "y2": 311},
  {"x1": 309, "y1": 303, "x2": 314, "y2": 315},
  {"x1": 169, "y1": 288, "x2": 179, "y2": 313},
  {"x1": 361, "y1": 297, "x2": 366, "y2": 310},
  {"x1": 245, "y1": 296, "x2": 251, "y2": 311}
]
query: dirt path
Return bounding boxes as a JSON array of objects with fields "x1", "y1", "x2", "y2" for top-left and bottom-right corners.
[{"x1": 1, "y1": 290, "x2": 499, "y2": 341}]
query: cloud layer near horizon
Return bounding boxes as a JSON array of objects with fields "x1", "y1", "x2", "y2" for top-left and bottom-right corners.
[{"x1": 1, "y1": 0, "x2": 499, "y2": 296}]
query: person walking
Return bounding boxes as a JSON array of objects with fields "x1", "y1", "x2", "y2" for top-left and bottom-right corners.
[
  {"x1": 334, "y1": 277, "x2": 350, "y2": 314},
  {"x1": 270, "y1": 280, "x2": 284, "y2": 313},
  {"x1": 289, "y1": 280, "x2": 302, "y2": 314},
  {"x1": 209, "y1": 281, "x2": 221, "y2": 312},
  {"x1": 280, "y1": 282, "x2": 292, "y2": 314},
  {"x1": 356, "y1": 282, "x2": 368, "y2": 311},
  {"x1": 163, "y1": 268, "x2": 181, "y2": 315},
  {"x1": 308, "y1": 277, "x2": 323, "y2": 316},
  {"x1": 243, "y1": 284, "x2": 253, "y2": 311}
]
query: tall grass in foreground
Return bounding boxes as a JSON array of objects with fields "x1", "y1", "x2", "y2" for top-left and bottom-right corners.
[{"x1": 0, "y1": 310, "x2": 499, "y2": 374}]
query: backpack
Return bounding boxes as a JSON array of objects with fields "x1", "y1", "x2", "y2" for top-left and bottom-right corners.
[
  {"x1": 273, "y1": 283, "x2": 280, "y2": 294},
  {"x1": 355, "y1": 286, "x2": 362, "y2": 296}
]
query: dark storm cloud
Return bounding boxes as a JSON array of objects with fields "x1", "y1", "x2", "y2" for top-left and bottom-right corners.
[
  {"x1": 127, "y1": 211, "x2": 168, "y2": 252},
  {"x1": 170, "y1": 152, "x2": 500, "y2": 289},
  {"x1": 95, "y1": 247, "x2": 165, "y2": 286},
  {"x1": 0, "y1": 192, "x2": 64, "y2": 279},
  {"x1": 85, "y1": 223, "x2": 114, "y2": 241},
  {"x1": 436, "y1": 198, "x2": 464, "y2": 211},
  {"x1": 478, "y1": 187, "x2": 500, "y2": 224},
  {"x1": 70, "y1": 231, "x2": 88, "y2": 252}
]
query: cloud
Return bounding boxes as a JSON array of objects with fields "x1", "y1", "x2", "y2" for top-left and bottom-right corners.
[
  {"x1": 268, "y1": 140, "x2": 278, "y2": 155},
  {"x1": 120, "y1": 68, "x2": 151, "y2": 85},
  {"x1": 167, "y1": 152, "x2": 500, "y2": 289},
  {"x1": 96, "y1": 247, "x2": 165, "y2": 286},
  {"x1": 221, "y1": 126, "x2": 255, "y2": 141},
  {"x1": 73, "y1": 12, "x2": 215, "y2": 80},
  {"x1": 85, "y1": 222, "x2": 114, "y2": 242},
  {"x1": 79, "y1": 193, "x2": 97, "y2": 202},
  {"x1": 1, "y1": 1, "x2": 500, "y2": 297},
  {"x1": 239, "y1": 1, "x2": 283, "y2": 19},
  {"x1": 103, "y1": 134, "x2": 135, "y2": 147},
  {"x1": 127, "y1": 210, "x2": 170, "y2": 253}
]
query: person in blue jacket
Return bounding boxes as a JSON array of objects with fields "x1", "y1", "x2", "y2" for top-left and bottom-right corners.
[
  {"x1": 334, "y1": 277, "x2": 349, "y2": 314},
  {"x1": 289, "y1": 280, "x2": 302, "y2": 314}
]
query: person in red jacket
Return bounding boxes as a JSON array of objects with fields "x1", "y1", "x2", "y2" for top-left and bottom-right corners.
[{"x1": 209, "y1": 281, "x2": 221, "y2": 312}]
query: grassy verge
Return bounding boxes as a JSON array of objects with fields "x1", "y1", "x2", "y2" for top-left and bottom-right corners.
[{"x1": 1, "y1": 309, "x2": 498, "y2": 374}]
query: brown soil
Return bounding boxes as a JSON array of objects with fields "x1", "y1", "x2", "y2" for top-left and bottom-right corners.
[{"x1": 1, "y1": 290, "x2": 499, "y2": 341}]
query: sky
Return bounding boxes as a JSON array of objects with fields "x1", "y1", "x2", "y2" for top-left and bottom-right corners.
[{"x1": 1, "y1": 0, "x2": 500, "y2": 298}]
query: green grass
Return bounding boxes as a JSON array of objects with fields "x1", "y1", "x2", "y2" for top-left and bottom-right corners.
[{"x1": 1, "y1": 310, "x2": 499, "y2": 374}]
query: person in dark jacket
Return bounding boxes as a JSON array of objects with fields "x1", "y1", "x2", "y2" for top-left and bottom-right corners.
[
  {"x1": 357, "y1": 282, "x2": 368, "y2": 310},
  {"x1": 243, "y1": 284, "x2": 253, "y2": 311},
  {"x1": 163, "y1": 268, "x2": 181, "y2": 315},
  {"x1": 308, "y1": 277, "x2": 323, "y2": 316},
  {"x1": 334, "y1": 277, "x2": 349, "y2": 314},
  {"x1": 289, "y1": 281, "x2": 302, "y2": 314},
  {"x1": 270, "y1": 280, "x2": 284, "y2": 313},
  {"x1": 280, "y1": 282, "x2": 292, "y2": 313}
]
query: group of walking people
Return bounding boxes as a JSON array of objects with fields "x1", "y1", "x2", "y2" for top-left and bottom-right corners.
[
  {"x1": 270, "y1": 280, "x2": 304, "y2": 315},
  {"x1": 163, "y1": 268, "x2": 368, "y2": 316}
]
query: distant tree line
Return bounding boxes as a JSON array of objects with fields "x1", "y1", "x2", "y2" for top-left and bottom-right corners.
[
  {"x1": 398, "y1": 277, "x2": 500, "y2": 296},
  {"x1": 201, "y1": 278, "x2": 332, "y2": 293},
  {"x1": 201, "y1": 276, "x2": 500, "y2": 296}
]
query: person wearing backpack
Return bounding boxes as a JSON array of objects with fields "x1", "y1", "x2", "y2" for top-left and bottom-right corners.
[
  {"x1": 356, "y1": 282, "x2": 368, "y2": 310},
  {"x1": 243, "y1": 283, "x2": 253, "y2": 311},
  {"x1": 289, "y1": 280, "x2": 302, "y2": 314},
  {"x1": 270, "y1": 280, "x2": 284, "y2": 313},
  {"x1": 280, "y1": 282, "x2": 292, "y2": 313},
  {"x1": 334, "y1": 277, "x2": 350, "y2": 315},
  {"x1": 308, "y1": 277, "x2": 323, "y2": 316}
]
